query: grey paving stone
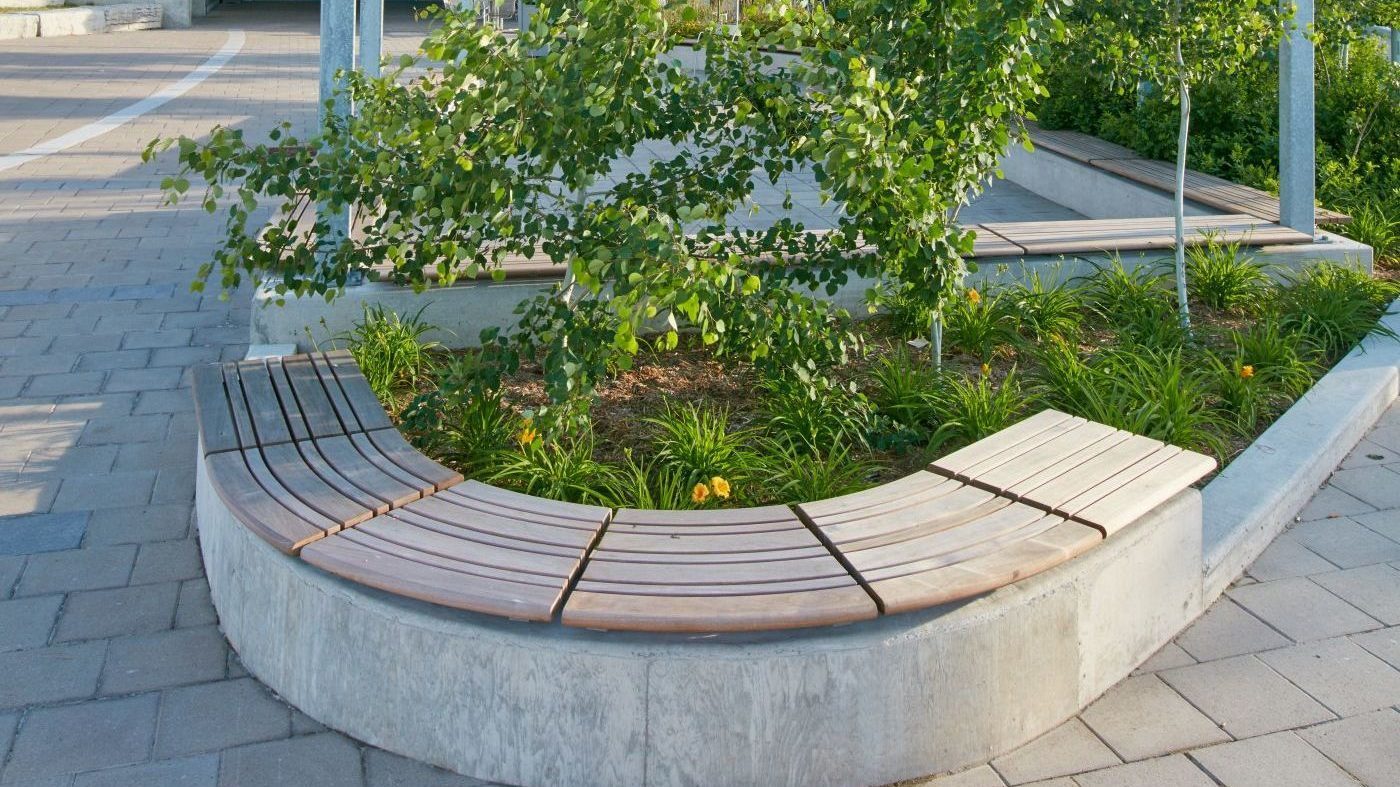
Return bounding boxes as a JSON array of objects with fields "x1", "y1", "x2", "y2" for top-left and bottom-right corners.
[
  {"x1": 1328, "y1": 465, "x2": 1400, "y2": 510},
  {"x1": 101, "y1": 626, "x2": 227, "y2": 695},
  {"x1": 174, "y1": 579, "x2": 216, "y2": 629},
  {"x1": 0, "y1": 556, "x2": 22, "y2": 599},
  {"x1": 364, "y1": 748, "x2": 490, "y2": 787},
  {"x1": 121, "y1": 330, "x2": 192, "y2": 350},
  {"x1": 0, "y1": 475, "x2": 60, "y2": 516},
  {"x1": 1188, "y1": 731, "x2": 1360, "y2": 787},
  {"x1": 129, "y1": 540, "x2": 201, "y2": 586},
  {"x1": 55, "y1": 582, "x2": 179, "y2": 642},
  {"x1": 1174, "y1": 598, "x2": 1291, "y2": 662},
  {"x1": 1227, "y1": 577, "x2": 1381, "y2": 642},
  {"x1": 1289, "y1": 517, "x2": 1400, "y2": 569},
  {"x1": 1073, "y1": 754, "x2": 1216, "y2": 787},
  {"x1": 75, "y1": 350, "x2": 151, "y2": 373},
  {"x1": 0, "y1": 712, "x2": 15, "y2": 770},
  {"x1": 51, "y1": 472, "x2": 156, "y2": 513},
  {"x1": 50, "y1": 334, "x2": 124, "y2": 355},
  {"x1": 921, "y1": 765, "x2": 1008, "y2": 786},
  {"x1": 1259, "y1": 637, "x2": 1400, "y2": 716},
  {"x1": 217, "y1": 732, "x2": 365, "y2": 787},
  {"x1": 1352, "y1": 626, "x2": 1400, "y2": 669},
  {"x1": 1353, "y1": 507, "x2": 1400, "y2": 544},
  {"x1": 150, "y1": 465, "x2": 197, "y2": 505},
  {"x1": 1311, "y1": 564, "x2": 1400, "y2": 626},
  {"x1": 1158, "y1": 655, "x2": 1334, "y2": 738},
  {"x1": 79, "y1": 415, "x2": 169, "y2": 446},
  {"x1": 0, "y1": 511, "x2": 88, "y2": 555},
  {"x1": 82, "y1": 503, "x2": 191, "y2": 546},
  {"x1": 0, "y1": 641, "x2": 105, "y2": 709},
  {"x1": 0, "y1": 594, "x2": 62, "y2": 652},
  {"x1": 1298, "y1": 710, "x2": 1400, "y2": 787},
  {"x1": 289, "y1": 709, "x2": 326, "y2": 736},
  {"x1": 2, "y1": 694, "x2": 159, "y2": 783},
  {"x1": 16, "y1": 545, "x2": 135, "y2": 596},
  {"x1": 1245, "y1": 536, "x2": 1339, "y2": 581},
  {"x1": 1079, "y1": 675, "x2": 1229, "y2": 762},
  {"x1": 1298, "y1": 486, "x2": 1376, "y2": 522},
  {"x1": 24, "y1": 372, "x2": 107, "y2": 399},
  {"x1": 0, "y1": 353, "x2": 78, "y2": 377},
  {"x1": 104, "y1": 368, "x2": 183, "y2": 394},
  {"x1": 132, "y1": 389, "x2": 194, "y2": 416},
  {"x1": 992, "y1": 719, "x2": 1119, "y2": 784},
  {"x1": 1132, "y1": 642, "x2": 1196, "y2": 675},
  {"x1": 22, "y1": 446, "x2": 119, "y2": 477},
  {"x1": 154, "y1": 678, "x2": 290, "y2": 758}
]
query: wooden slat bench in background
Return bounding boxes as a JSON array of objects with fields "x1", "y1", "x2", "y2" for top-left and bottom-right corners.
[{"x1": 196, "y1": 352, "x2": 1216, "y2": 633}]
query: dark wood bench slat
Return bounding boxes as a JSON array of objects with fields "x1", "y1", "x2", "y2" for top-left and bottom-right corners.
[
  {"x1": 363, "y1": 428, "x2": 463, "y2": 491},
  {"x1": 344, "y1": 432, "x2": 438, "y2": 497},
  {"x1": 312, "y1": 435, "x2": 424, "y2": 510},
  {"x1": 438, "y1": 480, "x2": 613, "y2": 527},
  {"x1": 193, "y1": 363, "x2": 240, "y2": 455},
  {"x1": 289, "y1": 440, "x2": 392, "y2": 517},
  {"x1": 300, "y1": 532, "x2": 567, "y2": 622},
  {"x1": 236, "y1": 360, "x2": 296, "y2": 446},
  {"x1": 353, "y1": 518, "x2": 583, "y2": 580},
  {"x1": 259, "y1": 442, "x2": 375, "y2": 530},
  {"x1": 281, "y1": 354, "x2": 349, "y2": 438},
  {"x1": 562, "y1": 586, "x2": 878, "y2": 633},
  {"x1": 574, "y1": 574, "x2": 857, "y2": 596},
  {"x1": 580, "y1": 554, "x2": 854, "y2": 586},
  {"x1": 317, "y1": 350, "x2": 395, "y2": 431},
  {"x1": 397, "y1": 497, "x2": 601, "y2": 548},
  {"x1": 207, "y1": 450, "x2": 336, "y2": 554},
  {"x1": 221, "y1": 365, "x2": 260, "y2": 450},
  {"x1": 386, "y1": 508, "x2": 586, "y2": 559}
]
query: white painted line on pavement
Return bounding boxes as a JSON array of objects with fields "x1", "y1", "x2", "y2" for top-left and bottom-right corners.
[{"x1": 0, "y1": 30, "x2": 246, "y2": 174}]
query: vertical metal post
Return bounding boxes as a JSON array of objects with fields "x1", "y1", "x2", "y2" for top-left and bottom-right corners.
[
  {"x1": 1391, "y1": 27, "x2": 1400, "y2": 64},
  {"x1": 319, "y1": 0, "x2": 358, "y2": 280},
  {"x1": 1278, "y1": 0, "x2": 1315, "y2": 236},
  {"x1": 360, "y1": 0, "x2": 384, "y2": 78}
]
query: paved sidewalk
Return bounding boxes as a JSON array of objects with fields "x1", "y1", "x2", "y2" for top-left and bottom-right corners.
[
  {"x1": 0, "y1": 5, "x2": 1396, "y2": 787},
  {"x1": 926, "y1": 410, "x2": 1400, "y2": 787}
]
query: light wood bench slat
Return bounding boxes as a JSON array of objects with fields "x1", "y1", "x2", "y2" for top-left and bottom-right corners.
[
  {"x1": 980, "y1": 215, "x2": 1312, "y2": 256},
  {"x1": 811, "y1": 486, "x2": 1008, "y2": 549},
  {"x1": 959, "y1": 421, "x2": 1123, "y2": 489},
  {"x1": 856, "y1": 507, "x2": 1063, "y2": 579},
  {"x1": 562, "y1": 507, "x2": 876, "y2": 632},
  {"x1": 868, "y1": 521, "x2": 1101, "y2": 614},
  {"x1": 1004, "y1": 435, "x2": 1171, "y2": 507},
  {"x1": 1060, "y1": 451, "x2": 1217, "y2": 536},
  {"x1": 969, "y1": 225, "x2": 1026, "y2": 257},
  {"x1": 931, "y1": 409, "x2": 1077, "y2": 476},
  {"x1": 1025, "y1": 126, "x2": 1139, "y2": 162},
  {"x1": 795, "y1": 471, "x2": 965, "y2": 523},
  {"x1": 562, "y1": 586, "x2": 877, "y2": 633}
]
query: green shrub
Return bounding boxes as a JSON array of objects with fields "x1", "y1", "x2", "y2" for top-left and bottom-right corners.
[
  {"x1": 1081, "y1": 258, "x2": 1179, "y2": 346},
  {"x1": 925, "y1": 369, "x2": 1029, "y2": 452},
  {"x1": 340, "y1": 304, "x2": 438, "y2": 400},
  {"x1": 870, "y1": 349, "x2": 939, "y2": 436},
  {"x1": 601, "y1": 451, "x2": 699, "y2": 510},
  {"x1": 1185, "y1": 240, "x2": 1270, "y2": 312},
  {"x1": 757, "y1": 439, "x2": 878, "y2": 504},
  {"x1": 1338, "y1": 204, "x2": 1400, "y2": 264},
  {"x1": 760, "y1": 376, "x2": 875, "y2": 454},
  {"x1": 1001, "y1": 272, "x2": 1085, "y2": 344},
  {"x1": 645, "y1": 401, "x2": 760, "y2": 488},
  {"x1": 488, "y1": 434, "x2": 620, "y2": 506},
  {"x1": 1273, "y1": 264, "x2": 1398, "y2": 360},
  {"x1": 400, "y1": 384, "x2": 518, "y2": 480},
  {"x1": 942, "y1": 289, "x2": 1019, "y2": 362},
  {"x1": 1229, "y1": 316, "x2": 1321, "y2": 398}
]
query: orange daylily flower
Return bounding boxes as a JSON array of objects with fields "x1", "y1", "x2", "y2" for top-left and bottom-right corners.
[
  {"x1": 966, "y1": 288, "x2": 981, "y2": 305},
  {"x1": 710, "y1": 476, "x2": 731, "y2": 500},
  {"x1": 691, "y1": 482, "x2": 711, "y2": 504},
  {"x1": 1240, "y1": 365, "x2": 1255, "y2": 379}
]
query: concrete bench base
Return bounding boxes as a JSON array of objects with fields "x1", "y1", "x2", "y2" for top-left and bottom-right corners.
[
  {"x1": 198, "y1": 449, "x2": 1204, "y2": 786},
  {"x1": 0, "y1": 3, "x2": 161, "y2": 40}
]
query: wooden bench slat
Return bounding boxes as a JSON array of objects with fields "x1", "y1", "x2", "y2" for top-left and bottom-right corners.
[
  {"x1": 193, "y1": 363, "x2": 241, "y2": 455},
  {"x1": 387, "y1": 508, "x2": 587, "y2": 559},
  {"x1": 574, "y1": 574, "x2": 856, "y2": 596},
  {"x1": 857, "y1": 508, "x2": 1063, "y2": 580},
  {"x1": 969, "y1": 225, "x2": 1026, "y2": 257},
  {"x1": 236, "y1": 360, "x2": 296, "y2": 446},
  {"x1": 343, "y1": 432, "x2": 438, "y2": 497},
  {"x1": 1027, "y1": 126, "x2": 1139, "y2": 163},
  {"x1": 206, "y1": 451, "x2": 330, "y2": 554},
  {"x1": 353, "y1": 518, "x2": 582, "y2": 580},
  {"x1": 810, "y1": 487, "x2": 1007, "y2": 549},
  {"x1": 300, "y1": 532, "x2": 567, "y2": 622},
  {"x1": 562, "y1": 586, "x2": 878, "y2": 633},
  {"x1": 439, "y1": 480, "x2": 613, "y2": 526},
  {"x1": 930, "y1": 410, "x2": 1076, "y2": 476},
  {"x1": 579, "y1": 554, "x2": 853, "y2": 586},
  {"x1": 1061, "y1": 451, "x2": 1216, "y2": 536},
  {"x1": 596, "y1": 527, "x2": 825, "y2": 555},
  {"x1": 980, "y1": 215, "x2": 1312, "y2": 256},
  {"x1": 361, "y1": 428, "x2": 463, "y2": 492},
  {"x1": 278, "y1": 355, "x2": 346, "y2": 439},
  {"x1": 1004, "y1": 434, "x2": 1168, "y2": 506},
  {"x1": 610, "y1": 505, "x2": 797, "y2": 527},
  {"x1": 794, "y1": 471, "x2": 962, "y2": 522},
  {"x1": 221, "y1": 365, "x2": 259, "y2": 450},
  {"x1": 868, "y1": 521, "x2": 1101, "y2": 614},
  {"x1": 259, "y1": 442, "x2": 375, "y2": 530},
  {"x1": 405, "y1": 494, "x2": 602, "y2": 540},
  {"x1": 264, "y1": 358, "x2": 312, "y2": 443},
  {"x1": 312, "y1": 435, "x2": 424, "y2": 510},
  {"x1": 317, "y1": 350, "x2": 395, "y2": 431},
  {"x1": 962, "y1": 421, "x2": 1123, "y2": 490}
]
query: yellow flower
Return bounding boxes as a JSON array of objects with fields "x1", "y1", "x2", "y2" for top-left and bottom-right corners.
[
  {"x1": 966, "y1": 288, "x2": 981, "y2": 305},
  {"x1": 710, "y1": 476, "x2": 731, "y2": 500},
  {"x1": 1239, "y1": 365, "x2": 1255, "y2": 379},
  {"x1": 517, "y1": 422, "x2": 538, "y2": 446},
  {"x1": 691, "y1": 482, "x2": 711, "y2": 504},
  {"x1": 980, "y1": 363, "x2": 991, "y2": 377}
]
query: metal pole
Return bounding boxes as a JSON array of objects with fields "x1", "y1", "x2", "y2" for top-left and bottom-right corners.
[
  {"x1": 1278, "y1": 0, "x2": 1315, "y2": 236},
  {"x1": 360, "y1": 0, "x2": 384, "y2": 78},
  {"x1": 1391, "y1": 27, "x2": 1399, "y2": 64},
  {"x1": 319, "y1": 0, "x2": 358, "y2": 281}
]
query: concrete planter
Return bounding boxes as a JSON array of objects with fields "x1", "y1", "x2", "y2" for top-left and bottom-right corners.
[{"x1": 0, "y1": 2, "x2": 163, "y2": 39}]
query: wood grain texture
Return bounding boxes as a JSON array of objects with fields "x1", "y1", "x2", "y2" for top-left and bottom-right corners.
[
  {"x1": 980, "y1": 215, "x2": 1312, "y2": 256},
  {"x1": 192, "y1": 363, "x2": 240, "y2": 455},
  {"x1": 318, "y1": 350, "x2": 395, "y2": 431},
  {"x1": 236, "y1": 359, "x2": 295, "y2": 446},
  {"x1": 561, "y1": 506, "x2": 876, "y2": 632},
  {"x1": 205, "y1": 451, "x2": 333, "y2": 554}
]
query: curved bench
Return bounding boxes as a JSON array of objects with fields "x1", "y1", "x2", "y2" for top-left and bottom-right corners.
[{"x1": 193, "y1": 353, "x2": 1214, "y2": 633}]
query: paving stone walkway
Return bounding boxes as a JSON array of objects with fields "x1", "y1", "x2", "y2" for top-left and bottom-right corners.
[{"x1": 0, "y1": 5, "x2": 1395, "y2": 787}]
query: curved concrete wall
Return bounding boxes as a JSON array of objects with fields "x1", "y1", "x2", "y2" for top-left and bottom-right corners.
[{"x1": 198, "y1": 452, "x2": 1205, "y2": 786}]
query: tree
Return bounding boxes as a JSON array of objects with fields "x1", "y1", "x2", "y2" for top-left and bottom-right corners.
[
  {"x1": 149, "y1": 0, "x2": 1065, "y2": 420},
  {"x1": 1062, "y1": 0, "x2": 1283, "y2": 331}
]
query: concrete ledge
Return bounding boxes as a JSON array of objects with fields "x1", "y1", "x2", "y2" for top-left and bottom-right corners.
[
  {"x1": 0, "y1": 12, "x2": 40, "y2": 39},
  {"x1": 35, "y1": 7, "x2": 106, "y2": 36},
  {"x1": 198, "y1": 440, "x2": 1202, "y2": 785},
  {"x1": 1201, "y1": 301, "x2": 1400, "y2": 599}
]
